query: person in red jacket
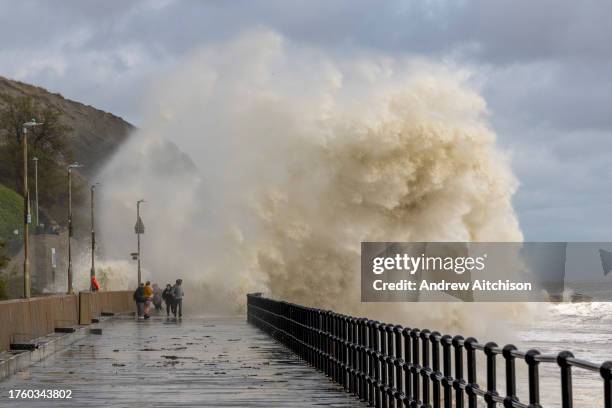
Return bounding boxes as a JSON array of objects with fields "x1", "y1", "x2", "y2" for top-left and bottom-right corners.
[{"x1": 91, "y1": 276, "x2": 100, "y2": 292}]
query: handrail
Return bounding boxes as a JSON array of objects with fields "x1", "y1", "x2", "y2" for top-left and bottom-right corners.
[{"x1": 246, "y1": 293, "x2": 612, "y2": 408}]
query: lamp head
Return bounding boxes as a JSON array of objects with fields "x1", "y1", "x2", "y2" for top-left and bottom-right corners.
[{"x1": 23, "y1": 119, "x2": 44, "y2": 128}]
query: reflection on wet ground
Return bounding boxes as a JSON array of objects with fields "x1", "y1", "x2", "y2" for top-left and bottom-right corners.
[{"x1": 0, "y1": 316, "x2": 365, "y2": 407}]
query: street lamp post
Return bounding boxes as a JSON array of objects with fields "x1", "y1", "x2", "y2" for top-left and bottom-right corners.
[
  {"x1": 32, "y1": 157, "x2": 39, "y2": 227},
  {"x1": 90, "y1": 183, "x2": 99, "y2": 290},
  {"x1": 22, "y1": 119, "x2": 43, "y2": 299},
  {"x1": 67, "y1": 162, "x2": 83, "y2": 294},
  {"x1": 135, "y1": 199, "x2": 145, "y2": 285}
]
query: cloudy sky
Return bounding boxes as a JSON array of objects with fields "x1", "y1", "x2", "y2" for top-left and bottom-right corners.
[{"x1": 1, "y1": 0, "x2": 610, "y2": 241}]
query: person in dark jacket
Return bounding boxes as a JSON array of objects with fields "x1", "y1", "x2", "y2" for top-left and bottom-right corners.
[
  {"x1": 133, "y1": 283, "x2": 146, "y2": 318},
  {"x1": 152, "y1": 284, "x2": 163, "y2": 311},
  {"x1": 173, "y1": 279, "x2": 184, "y2": 318},
  {"x1": 161, "y1": 283, "x2": 174, "y2": 317}
]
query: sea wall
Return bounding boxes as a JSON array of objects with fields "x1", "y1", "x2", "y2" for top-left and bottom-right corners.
[{"x1": 0, "y1": 291, "x2": 133, "y2": 352}]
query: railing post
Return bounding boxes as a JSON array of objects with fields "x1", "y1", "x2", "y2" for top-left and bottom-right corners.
[
  {"x1": 317, "y1": 310, "x2": 323, "y2": 370},
  {"x1": 601, "y1": 361, "x2": 612, "y2": 408},
  {"x1": 558, "y1": 351, "x2": 574, "y2": 408},
  {"x1": 336, "y1": 313, "x2": 342, "y2": 384},
  {"x1": 430, "y1": 332, "x2": 441, "y2": 408},
  {"x1": 503, "y1": 344, "x2": 518, "y2": 407},
  {"x1": 359, "y1": 318, "x2": 368, "y2": 402},
  {"x1": 441, "y1": 335, "x2": 453, "y2": 408},
  {"x1": 410, "y1": 328, "x2": 422, "y2": 407},
  {"x1": 393, "y1": 325, "x2": 403, "y2": 407},
  {"x1": 356, "y1": 318, "x2": 364, "y2": 400},
  {"x1": 326, "y1": 311, "x2": 333, "y2": 378},
  {"x1": 374, "y1": 321, "x2": 381, "y2": 408},
  {"x1": 340, "y1": 315, "x2": 347, "y2": 389},
  {"x1": 483, "y1": 342, "x2": 498, "y2": 408},
  {"x1": 521, "y1": 349, "x2": 540, "y2": 408},
  {"x1": 464, "y1": 337, "x2": 478, "y2": 408},
  {"x1": 421, "y1": 329, "x2": 431, "y2": 407},
  {"x1": 352, "y1": 318, "x2": 357, "y2": 395},
  {"x1": 452, "y1": 335, "x2": 465, "y2": 408},
  {"x1": 402, "y1": 327, "x2": 412, "y2": 404},
  {"x1": 368, "y1": 320, "x2": 377, "y2": 407},
  {"x1": 348, "y1": 317, "x2": 355, "y2": 394},
  {"x1": 386, "y1": 325, "x2": 395, "y2": 408},
  {"x1": 379, "y1": 324, "x2": 388, "y2": 408}
]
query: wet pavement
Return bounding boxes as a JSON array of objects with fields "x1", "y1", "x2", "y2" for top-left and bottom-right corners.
[{"x1": 0, "y1": 316, "x2": 365, "y2": 407}]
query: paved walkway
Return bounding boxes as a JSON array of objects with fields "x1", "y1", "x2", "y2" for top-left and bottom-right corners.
[{"x1": 0, "y1": 316, "x2": 365, "y2": 407}]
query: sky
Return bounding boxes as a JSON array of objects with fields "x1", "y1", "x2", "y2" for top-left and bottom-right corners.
[{"x1": 0, "y1": 0, "x2": 611, "y2": 241}]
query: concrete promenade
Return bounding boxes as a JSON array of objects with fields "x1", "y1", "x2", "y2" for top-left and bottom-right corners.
[{"x1": 0, "y1": 315, "x2": 366, "y2": 407}]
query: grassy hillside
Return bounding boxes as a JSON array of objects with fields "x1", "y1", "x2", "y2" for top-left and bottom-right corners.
[{"x1": 0, "y1": 183, "x2": 22, "y2": 242}]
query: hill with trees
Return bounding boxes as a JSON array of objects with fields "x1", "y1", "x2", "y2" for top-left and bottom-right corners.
[
  {"x1": 0, "y1": 76, "x2": 135, "y2": 298},
  {"x1": 0, "y1": 76, "x2": 134, "y2": 233}
]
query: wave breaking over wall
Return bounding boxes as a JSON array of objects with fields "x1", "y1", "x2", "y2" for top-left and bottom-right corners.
[{"x1": 96, "y1": 30, "x2": 524, "y2": 334}]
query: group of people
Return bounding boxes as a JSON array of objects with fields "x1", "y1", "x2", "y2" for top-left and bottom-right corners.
[{"x1": 133, "y1": 279, "x2": 184, "y2": 319}]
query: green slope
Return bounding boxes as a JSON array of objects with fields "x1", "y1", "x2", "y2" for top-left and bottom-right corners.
[{"x1": 0, "y1": 183, "x2": 22, "y2": 242}]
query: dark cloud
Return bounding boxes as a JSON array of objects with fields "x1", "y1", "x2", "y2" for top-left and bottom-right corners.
[{"x1": 0, "y1": 0, "x2": 610, "y2": 239}]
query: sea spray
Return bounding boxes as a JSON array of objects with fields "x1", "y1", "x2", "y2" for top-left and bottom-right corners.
[{"x1": 96, "y1": 30, "x2": 530, "y2": 336}]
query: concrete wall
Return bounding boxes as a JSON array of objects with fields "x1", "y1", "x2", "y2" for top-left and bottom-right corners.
[
  {"x1": 0, "y1": 291, "x2": 133, "y2": 352},
  {"x1": 79, "y1": 291, "x2": 133, "y2": 324}
]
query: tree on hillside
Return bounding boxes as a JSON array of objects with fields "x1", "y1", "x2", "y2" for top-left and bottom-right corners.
[
  {"x1": 0, "y1": 240, "x2": 7, "y2": 268},
  {"x1": 0, "y1": 239, "x2": 8, "y2": 300},
  {"x1": 0, "y1": 94, "x2": 75, "y2": 224}
]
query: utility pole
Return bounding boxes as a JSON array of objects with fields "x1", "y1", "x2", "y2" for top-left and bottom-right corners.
[
  {"x1": 67, "y1": 162, "x2": 83, "y2": 294},
  {"x1": 33, "y1": 157, "x2": 39, "y2": 227},
  {"x1": 90, "y1": 183, "x2": 99, "y2": 290},
  {"x1": 135, "y1": 199, "x2": 145, "y2": 285},
  {"x1": 22, "y1": 120, "x2": 43, "y2": 298}
]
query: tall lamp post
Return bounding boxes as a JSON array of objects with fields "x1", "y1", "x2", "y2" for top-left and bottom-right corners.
[
  {"x1": 135, "y1": 199, "x2": 145, "y2": 285},
  {"x1": 22, "y1": 119, "x2": 43, "y2": 299},
  {"x1": 32, "y1": 157, "x2": 39, "y2": 227},
  {"x1": 67, "y1": 162, "x2": 83, "y2": 294},
  {"x1": 90, "y1": 183, "x2": 100, "y2": 290}
]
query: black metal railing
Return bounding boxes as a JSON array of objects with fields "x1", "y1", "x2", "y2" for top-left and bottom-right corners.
[{"x1": 247, "y1": 293, "x2": 612, "y2": 408}]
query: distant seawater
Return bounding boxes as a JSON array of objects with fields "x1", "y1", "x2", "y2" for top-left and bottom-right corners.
[{"x1": 512, "y1": 302, "x2": 612, "y2": 407}]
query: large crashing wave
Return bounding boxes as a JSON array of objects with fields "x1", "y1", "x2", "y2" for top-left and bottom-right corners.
[{"x1": 97, "y1": 30, "x2": 523, "y2": 333}]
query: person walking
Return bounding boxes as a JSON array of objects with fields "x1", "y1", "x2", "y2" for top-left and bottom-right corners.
[
  {"x1": 161, "y1": 283, "x2": 174, "y2": 317},
  {"x1": 152, "y1": 283, "x2": 163, "y2": 311},
  {"x1": 173, "y1": 279, "x2": 184, "y2": 318},
  {"x1": 133, "y1": 283, "x2": 146, "y2": 318},
  {"x1": 143, "y1": 281, "x2": 153, "y2": 319}
]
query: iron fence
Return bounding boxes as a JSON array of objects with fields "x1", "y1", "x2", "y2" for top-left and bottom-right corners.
[{"x1": 247, "y1": 293, "x2": 612, "y2": 408}]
